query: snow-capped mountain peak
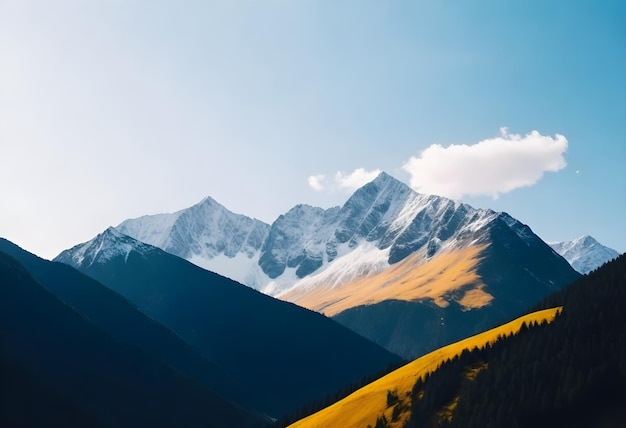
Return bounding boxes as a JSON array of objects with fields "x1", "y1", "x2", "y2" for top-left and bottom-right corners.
[
  {"x1": 117, "y1": 196, "x2": 270, "y2": 259},
  {"x1": 56, "y1": 227, "x2": 153, "y2": 267},
  {"x1": 549, "y1": 235, "x2": 619, "y2": 274},
  {"x1": 254, "y1": 172, "x2": 505, "y2": 295},
  {"x1": 115, "y1": 195, "x2": 271, "y2": 289}
]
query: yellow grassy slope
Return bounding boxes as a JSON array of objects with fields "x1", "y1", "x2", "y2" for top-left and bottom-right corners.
[
  {"x1": 288, "y1": 307, "x2": 562, "y2": 428},
  {"x1": 282, "y1": 245, "x2": 491, "y2": 317}
]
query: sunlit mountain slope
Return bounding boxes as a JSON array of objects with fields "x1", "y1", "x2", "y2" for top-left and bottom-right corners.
[
  {"x1": 281, "y1": 244, "x2": 489, "y2": 316},
  {"x1": 289, "y1": 307, "x2": 561, "y2": 428}
]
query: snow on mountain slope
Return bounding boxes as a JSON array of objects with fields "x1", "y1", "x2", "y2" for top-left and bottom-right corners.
[
  {"x1": 258, "y1": 204, "x2": 341, "y2": 282},
  {"x1": 57, "y1": 227, "x2": 155, "y2": 266},
  {"x1": 280, "y1": 244, "x2": 490, "y2": 316},
  {"x1": 73, "y1": 171, "x2": 555, "y2": 309},
  {"x1": 549, "y1": 235, "x2": 620, "y2": 274},
  {"x1": 56, "y1": 172, "x2": 583, "y2": 360},
  {"x1": 113, "y1": 211, "x2": 182, "y2": 250},
  {"x1": 259, "y1": 172, "x2": 498, "y2": 295},
  {"x1": 107, "y1": 172, "x2": 524, "y2": 300},
  {"x1": 188, "y1": 252, "x2": 268, "y2": 291},
  {"x1": 116, "y1": 196, "x2": 272, "y2": 289}
]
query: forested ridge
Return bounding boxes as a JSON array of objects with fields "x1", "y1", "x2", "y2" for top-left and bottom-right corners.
[{"x1": 403, "y1": 253, "x2": 626, "y2": 428}]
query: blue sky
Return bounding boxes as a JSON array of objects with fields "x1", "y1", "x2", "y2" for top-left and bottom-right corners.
[{"x1": 1, "y1": 0, "x2": 624, "y2": 259}]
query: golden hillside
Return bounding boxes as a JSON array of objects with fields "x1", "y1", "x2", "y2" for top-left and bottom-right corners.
[
  {"x1": 282, "y1": 244, "x2": 490, "y2": 317},
  {"x1": 288, "y1": 307, "x2": 561, "y2": 428}
]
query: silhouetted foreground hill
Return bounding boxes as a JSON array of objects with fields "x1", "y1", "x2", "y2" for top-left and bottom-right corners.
[
  {"x1": 287, "y1": 308, "x2": 561, "y2": 428},
  {"x1": 55, "y1": 229, "x2": 404, "y2": 418},
  {"x1": 0, "y1": 238, "x2": 256, "y2": 412},
  {"x1": 0, "y1": 250, "x2": 266, "y2": 428},
  {"x1": 405, "y1": 254, "x2": 626, "y2": 428}
]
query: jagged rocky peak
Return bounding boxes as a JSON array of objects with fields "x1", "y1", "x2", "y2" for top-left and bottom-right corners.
[
  {"x1": 117, "y1": 195, "x2": 271, "y2": 261},
  {"x1": 330, "y1": 172, "x2": 500, "y2": 263},
  {"x1": 257, "y1": 172, "x2": 504, "y2": 289},
  {"x1": 55, "y1": 227, "x2": 153, "y2": 267},
  {"x1": 333, "y1": 172, "x2": 415, "y2": 245},
  {"x1": 258, "y1": 204, "x2": 341, "y2": 279},
  {"x1": 256, "y1": 172, "x2": 416, "y2": 282},
  {"x1": 166, "y1": 196, "x2": 270, "y2": 259}
]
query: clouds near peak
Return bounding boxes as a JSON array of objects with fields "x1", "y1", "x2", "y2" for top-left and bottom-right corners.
[
  {"x1": 402, "y1": 128, "x2": 568, "y2": 199},
  {"x1": 309, "y1": 129, "x2": 568, "y2": 201},
  {"x1": 308, "y1": 168, "x2": 381, "y2": 192},
  {"x1": 335, "y1": 168, "x2": 382, "y2": 191},
  {"x1": 307, "y1": 174, "x2": 326, "y2": 191}
]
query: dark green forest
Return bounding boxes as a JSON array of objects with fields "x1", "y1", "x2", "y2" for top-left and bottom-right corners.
[{"x1": 404, "y1": 254, "x2": 626, "y2": 428}]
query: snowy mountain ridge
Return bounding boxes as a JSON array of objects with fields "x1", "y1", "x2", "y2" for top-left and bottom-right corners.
[
  {"x1": 104, "y1": 172, "x2": 504, "y2": 296},
  {"x1": 55, "y1": 171, "x2": 585, "y2": 359},
  {"x1": 58, "y1": 171, "x2": 600, "y2": 300},
  {"x1": 549, "y1": 235, "x2": 619, "y2": 274}
]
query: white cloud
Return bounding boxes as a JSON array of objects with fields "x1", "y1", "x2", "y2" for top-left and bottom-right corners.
[
  {"x1": 402, "y1": 128, "x2": 568, "y2": 199},
  {"x1": 308, "y1": 168, "x2": 381, "y2": 193},
  {"x1": 334, "y1": 168, "x2": 382, "y2": 191},
  {"x1": 307, "y1": 174, "x2": 327, "y2": 191}
]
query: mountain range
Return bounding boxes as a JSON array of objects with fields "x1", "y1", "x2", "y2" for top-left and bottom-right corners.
[
  {"x1": 115, "y1": 173, "x2": 616, "y2": 297},
  {"x1": 116, "y1": 172, "x2": 504, "y2": 297},
  {"x1": 100, "y1": 172, "x2": 583, "y2": 358},
  {"x1": 3, "y1": 170, "x2": 623, "y2": 427}
]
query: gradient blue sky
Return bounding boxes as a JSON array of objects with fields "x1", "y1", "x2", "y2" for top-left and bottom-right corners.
[{"x1": 1, "y1": 0, "x2": 624, "y2": 259}]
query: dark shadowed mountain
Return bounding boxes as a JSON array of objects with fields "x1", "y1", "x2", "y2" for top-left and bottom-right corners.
[
  {"x1": 0, "y1": 237, "x2": 255, "y2": 412},
  {"x1": 0, "y1": 250, "x2": 266, "y2": 428},
  {"x1": 55, "y1": 229, "x2": 404, "y2": 418}
]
